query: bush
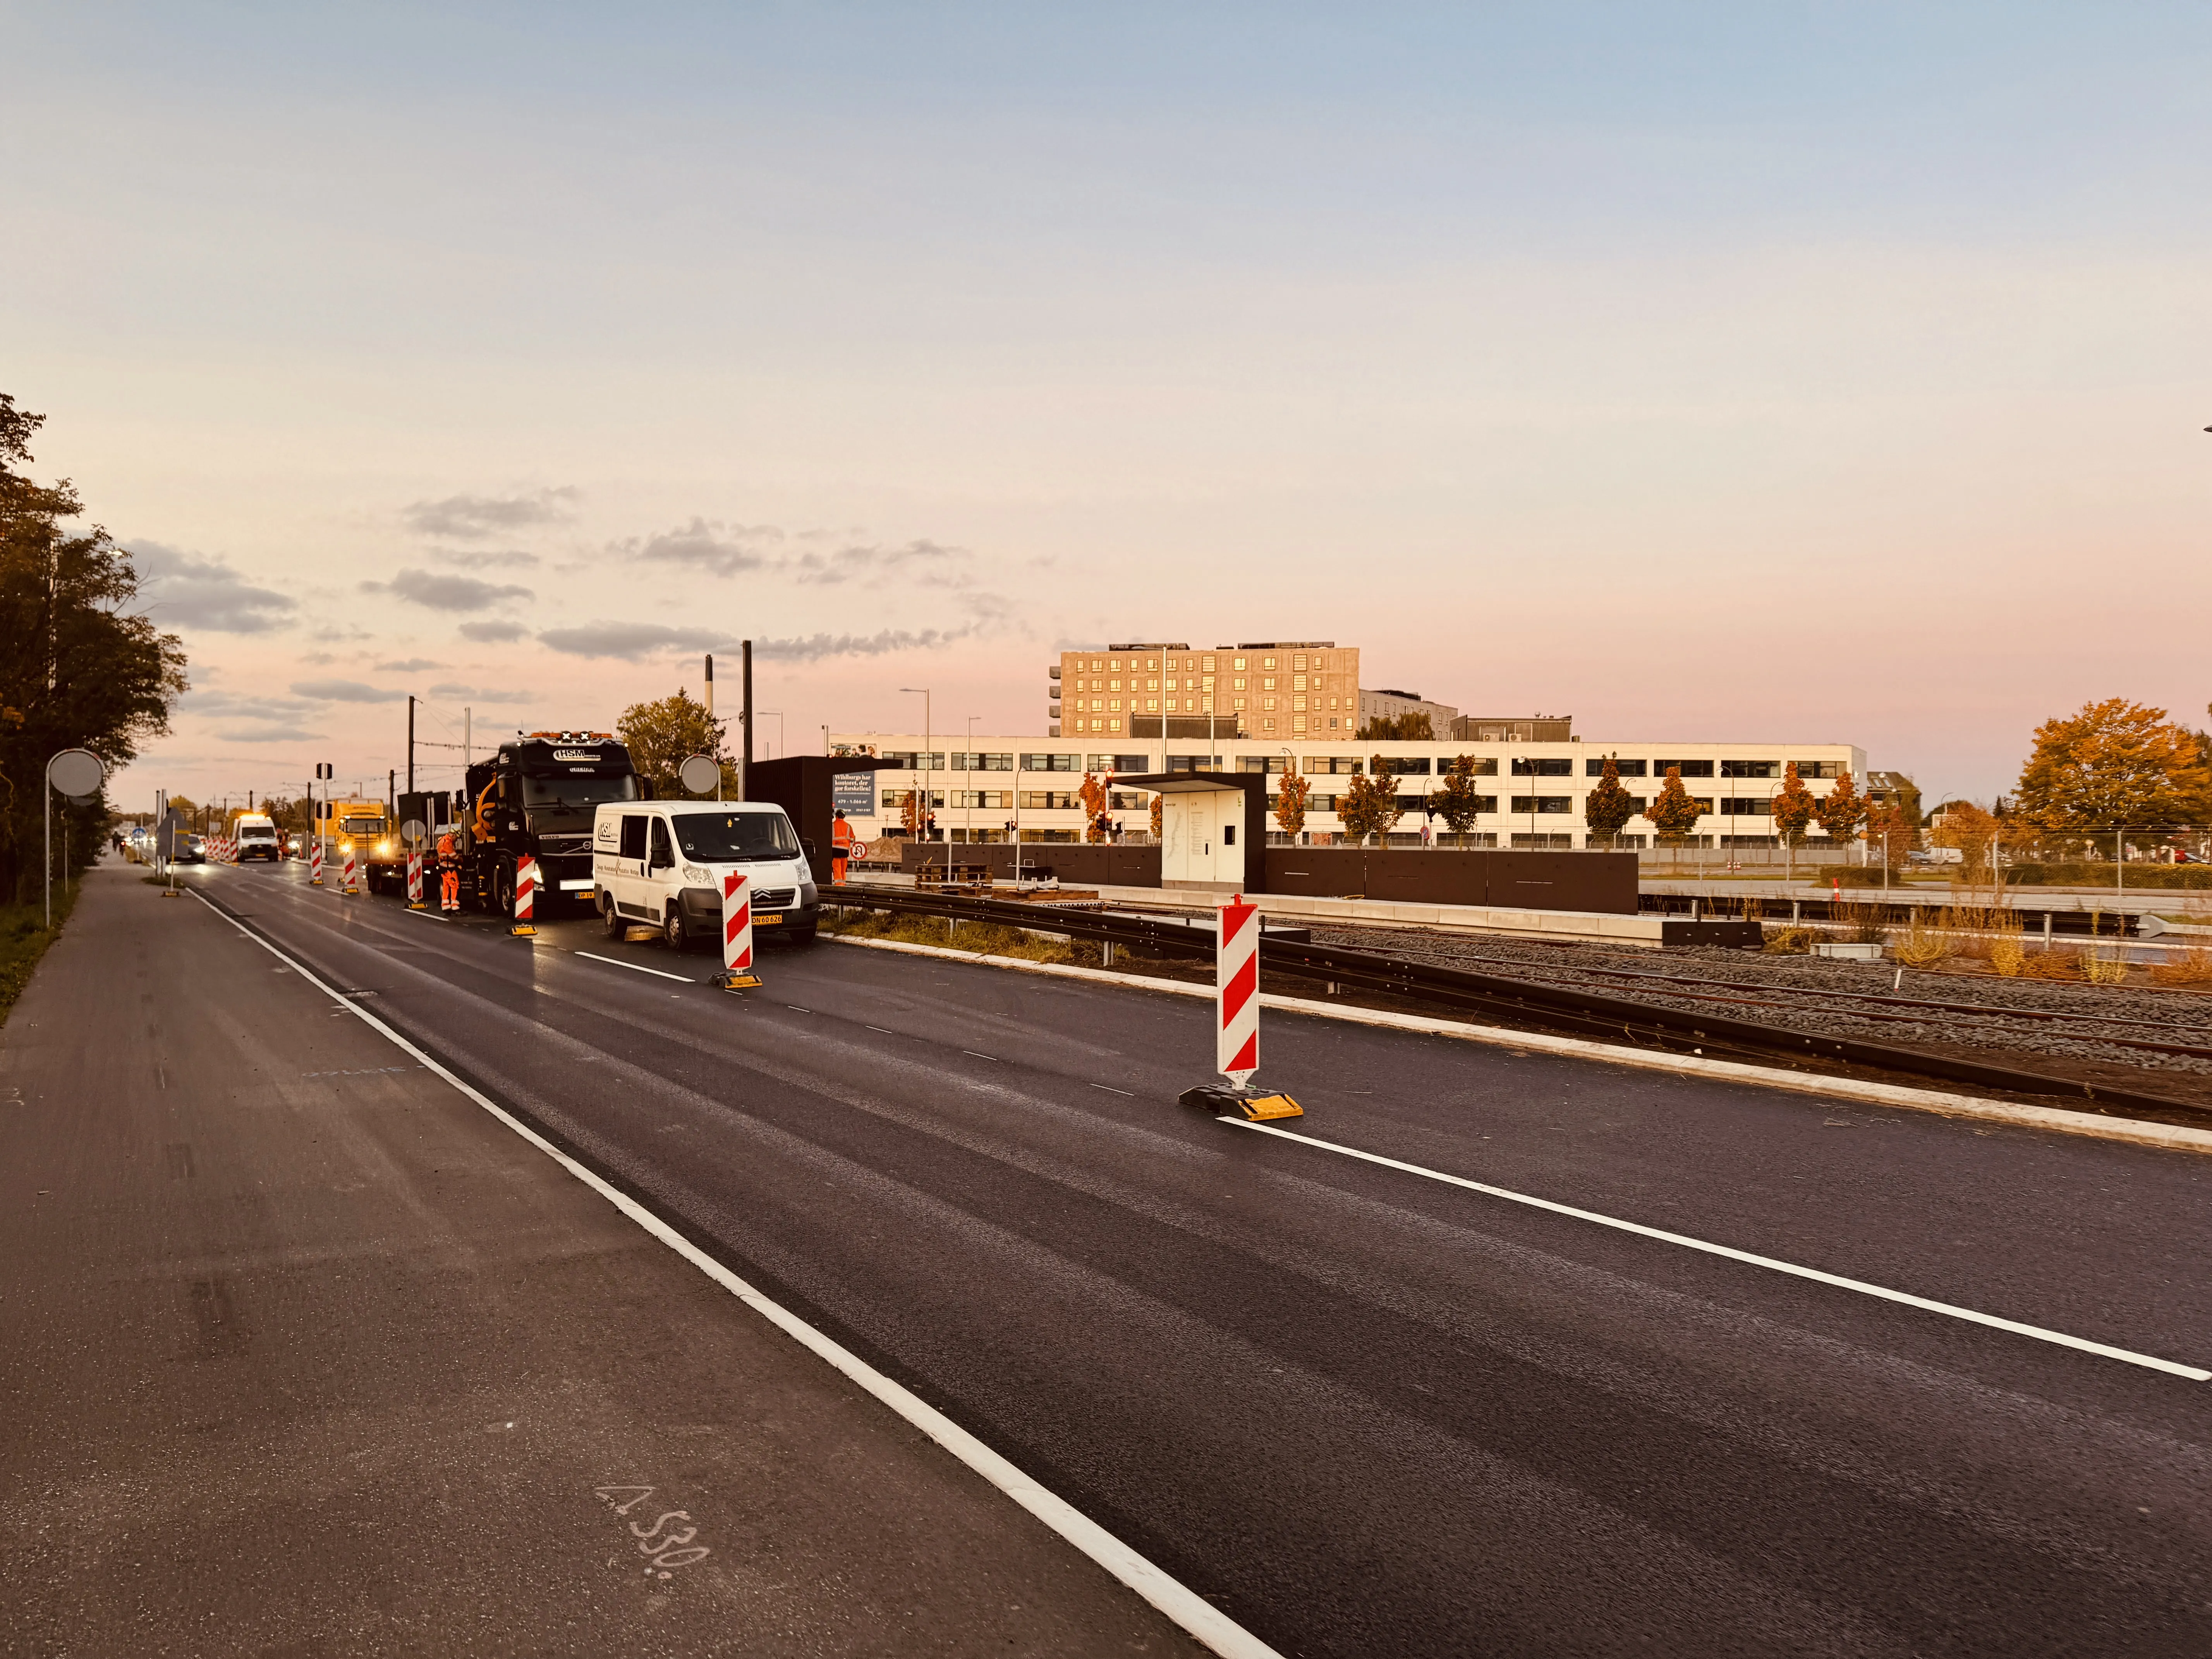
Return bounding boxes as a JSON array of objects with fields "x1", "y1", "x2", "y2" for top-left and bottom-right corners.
[
  {"x1": 1891, "y1": 917, "x2": 1951, "y2": 967},
  {"x1": 1762, "y1": 925, "x2": 1815, "y2": 953},
  {"x1": 2149, "y1": 945, "x2": 2212, "y2": 986}
]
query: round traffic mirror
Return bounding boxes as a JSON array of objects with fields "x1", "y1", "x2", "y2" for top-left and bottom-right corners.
[
  {"x1": 46, "y1": 749, "x2": 105, "y2": 799},
  {"x1": 402, "y1": 818, "x2": 428, "y2": 843},
  {"x1": 678, "y1": 754, "x2": 721, "y2": 796}
]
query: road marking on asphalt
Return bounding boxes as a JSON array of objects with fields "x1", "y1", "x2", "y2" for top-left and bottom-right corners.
[
  {"x1": 1090, "y1": 1084, "x2": 1135, "y2": 1097},
  {"x1": 864, "y1": 1025, "x2": 897, "y2": 1034},
  {"x1": 184, "y1": 888, "x2": 1284, "y2": 1659},
  {"x1": 1224, "y1": 1119, "x2": 2210, "y2": 1382},
  {"x1": 963, "y1": 1050, "x2": 1000, "y2": 1061},
  {"x1": 402, "y1": 907, "x2": 449, "y2": 923},
  {"x1": 574, "y1": 950, "x2": 694, "y2": 983}
]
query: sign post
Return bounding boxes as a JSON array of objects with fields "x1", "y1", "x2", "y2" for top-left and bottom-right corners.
[
  {"x1": 1177, "y1": 894, "x2": 1301, "y2": 1120},
  {"x1": 44, "y1": 749, "x2": 106, "y2": 929},
  {"x1": 714, "y1": 869, "x2": 763, "y2": 990}
]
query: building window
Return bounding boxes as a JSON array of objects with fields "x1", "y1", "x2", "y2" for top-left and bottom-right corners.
[
  {"x1": 1509, "y1": 796, "x2": 1573, "y2": 815},
  {"x1": 1112, "y1": 719, "x2": 1122, "y2": 733},
  {"x1": 1233, "y1": 657, "x2": 1247, "y2": 671},
  {"x1": 1232, "y1": 697, "x2": 1247, "y2": 711},
  {"x1": 1146, "y1": 698, "x2": 1158, "y2": 712},
  {"x1": 1262, "y1": 718, "x2": 1276, "y2": 731},
  {"x1": 1328, "y1": 717, "x2": 1339, "y2": 728},
  {"x1": 1794, "y1": 760, "x2": 1836, "y2": 778},
  {"x1": 1720, "y1": 759, "x2": 1777, "y2": 780},
  {"x1": 1654, "y1": 759, "x2": 1715, "y2": 778},
  {"x1": 1293, "y1": 696, "x2": 1307, "y2": 712},
  {"x1": 1293, "y1": 655, "x2": 1307, "y2": 671},
  {"x1": 1293, "y1": 715, "x2": 1306, "y2": 732},
  {"x1": 1511, "y1": 757, "x2": 1572, "y2": 776},
  {"x1": 1586, "y1": 757, "x2": 1648, "y2": 776},
  {"x1": 1721, "y1": 799, "x2": 1772, "y2": 816}
]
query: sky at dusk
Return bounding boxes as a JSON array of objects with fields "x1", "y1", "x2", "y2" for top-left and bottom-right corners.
[{"x1": 8, "y1": 2, "x2": 2210, "y2": 810}]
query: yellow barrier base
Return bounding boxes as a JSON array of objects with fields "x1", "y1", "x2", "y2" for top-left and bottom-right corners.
[
  {"x1": 714, "y1": 970, "x2": 764, "y2": 991},
  {"x1": 1176, "y1": 1084, "x2": 1304, "y2": 1120},
  {"x1": 510, "y1": 923, "x2": 538, "y2": 937}
]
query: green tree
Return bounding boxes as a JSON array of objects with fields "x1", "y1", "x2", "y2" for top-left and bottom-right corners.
[
  {"x1": 1, "y1": 392, "x2": 188, "y2": 902},
  {"x1": 1357, "y1": 711, "x2": 1435, "y2": 741},
  {"x1": 1273, "y1": 768, "x2": 1310, "y2": 840},
  {"x1": 1432, "y1": 754, "x2": 1487, "y2": 848},
  {"x1": 1582, "y1": 753, "x2": 1637, "y2": 847},
  {"x1": 2014, "y1": 697, "x2": 2212, "y2": 843},
  {"x1": 1645, "y1": 767, "x2": 1704, "y2": 865},
  {"x1": 1337, "y1": 754, "x2": 1405, "y2": 846},
  {"x1": 1813, "y1": 769, "x2": 1866, "y2": 854},
  {"x1": 615, "y1": 689, "x2": 733, "y2": 800}
]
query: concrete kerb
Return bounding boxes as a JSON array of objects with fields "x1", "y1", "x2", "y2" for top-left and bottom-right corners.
[{"x1": 827, "y1": 934, "x2": 2212, "y2": 1157}]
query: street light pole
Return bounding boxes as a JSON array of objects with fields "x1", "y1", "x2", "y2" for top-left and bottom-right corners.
[{"x1": 900, "y1": 687, "x2": 934, "y2": 879}]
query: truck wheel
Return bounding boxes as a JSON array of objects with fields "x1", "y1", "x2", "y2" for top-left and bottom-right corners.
[
  {"x1": 663, "y1": 907, "x2": 689, "y2": 951},
  {"x1": 495, "y1": 862, "x2": 516, "y2": 919}
]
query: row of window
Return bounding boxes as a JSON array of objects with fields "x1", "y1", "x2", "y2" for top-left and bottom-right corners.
[
  {"x1": 857, "y1": 752, "x2": 1849, "y2": 782},
  {"x1": 1066, "y1": 650, "x2": 1343, "y2": 675}
]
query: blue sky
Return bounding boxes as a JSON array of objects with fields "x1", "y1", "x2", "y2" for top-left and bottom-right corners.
[{"x1": 8, "y1": 3, "x2": 2210, "y2": 805}]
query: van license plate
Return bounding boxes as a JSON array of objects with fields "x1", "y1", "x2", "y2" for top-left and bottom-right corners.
[{"x1": 754, "y1": 913, "x2": 783, "y2": 926}]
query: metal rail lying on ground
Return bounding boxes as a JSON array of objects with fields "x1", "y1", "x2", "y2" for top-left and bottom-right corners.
[{"x1": 824, "y1": 884, "x2": 2212, "y2": 1126}]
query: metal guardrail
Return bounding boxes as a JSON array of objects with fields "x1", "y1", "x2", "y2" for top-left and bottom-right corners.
[{"x1": 824, "y1": 884, "x2": 2211, "y2": 1125}]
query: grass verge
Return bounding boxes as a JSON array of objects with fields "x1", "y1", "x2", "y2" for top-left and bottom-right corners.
[{"x1": 0, "y1": 883, "x2": 82, "y2": 1029}]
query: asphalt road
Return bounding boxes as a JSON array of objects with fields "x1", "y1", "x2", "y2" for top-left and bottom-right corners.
[
  {"x1": 72, "y1": 862, "x2": 2212, "y2": 1652},
  {"x1": 0, "y1": 865, "x2": 1204, "y2": 1657}
]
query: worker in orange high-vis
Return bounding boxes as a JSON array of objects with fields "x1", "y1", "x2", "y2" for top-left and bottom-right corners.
[
  {"x1": 437, "y1": 828, "x2": 461, "y2": 912},
  {"x1": 830, "y1": 809, "x2": 854, "y2": 886}
]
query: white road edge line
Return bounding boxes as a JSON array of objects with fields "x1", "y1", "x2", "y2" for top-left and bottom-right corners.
[
  {"x1": 187, "y1": 890, "x2": 1282, "y2": 1659},
  {"x1": 573, "y1": 949, "x2": 694, "y2": 983},
  {"x1": 1222, "y1": 1116, "x2": 2209, "y2": 1382},
  {"x1": 824, "y1": 935, "x2": 2212, "y2": 1157}
]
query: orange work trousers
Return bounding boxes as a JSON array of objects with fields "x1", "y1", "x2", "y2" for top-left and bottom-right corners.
[{"x1": 440, "y1": 868, "x2": 460, "y2": 910}]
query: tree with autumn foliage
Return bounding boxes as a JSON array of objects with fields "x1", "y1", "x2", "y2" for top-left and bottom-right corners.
[
  {"x1": 2014, "y1": 697, "x2": 2212, "y2": 846},
  {"x1": 1867, "y1": 800, "x2": 1916, "y2": 867},
  {"x1": 1336, "y1": 755, "x2": 1405, "y2": 846},
  {"x1": 1813, "y1": 769, "x2": 1866, "y2": 855},
  {"x1": 1645, "y1": 766, "x2": 1703, "y2": 864},
  {"x1": 1771, "y1": 762, "x2": 1815, "y2": 848},
  {"x1": 1273, "y1": 767, "x2": 1310, "y2": 840},
  {"x1": 1077, "y1": 770, "x2": 1109, "y2": 843},
  {"x1": 1432, "y1": 754, "x2": 1486, "y2": 848},
  {"x1": 617, "y1": 689, "x2": 735, "y2": 799},
  {"x1": 1582, "y1": 754, "x2": 1637, "y2": 847}
]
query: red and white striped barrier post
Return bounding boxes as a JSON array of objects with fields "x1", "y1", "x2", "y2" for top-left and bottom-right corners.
[
  {"x1": 342, "y1": 843, "x2": 359, "y2": 895},
  {"x1": 511, "y1": 855, "x2": 538, "y2": 936},
  {"x1": 309, "y1": 840, "x2": 323, "y2": 884},
  {"x1": 715, "y1": 869, "x2": 762, "y2": 989},
  {"x1": 1218, "y1": 893, "x2": 1260, "y2": 1085},
  {"x1": 1177, "y1": 893, "x2": 1301, "y2": 1119},
  {"x1": 406, "y1": 848, "x2": 425, "y2": 909}
]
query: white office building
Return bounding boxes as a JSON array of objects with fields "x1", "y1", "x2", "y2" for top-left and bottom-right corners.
[{"x1": 827, "y1": 732, "x2": 1869, "y2": 852}]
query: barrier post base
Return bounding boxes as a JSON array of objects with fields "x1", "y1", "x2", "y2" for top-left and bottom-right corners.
[
  {"x1": 1177, "y1": 1083, "x2": 1304, "y2": 1121},
  {"x1": 510, "y1": 923, "x2": 538, "y2": 937},
  {"x1": 407, "y1": 901, "x2": 428, "y2": 910},
  {"x1": 713, "y1": 970, "x2": 764, "y2": 992}
]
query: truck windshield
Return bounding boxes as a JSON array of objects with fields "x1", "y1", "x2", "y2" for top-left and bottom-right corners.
[
  {"x1": 520, "y1": 774, "x2": 641, "y2": 809},
  {"x1": 671, "y1": 811, "x2": 800, "y2": 862}
]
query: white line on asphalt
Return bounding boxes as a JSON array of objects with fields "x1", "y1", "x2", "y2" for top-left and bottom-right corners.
[
  {"x1": 185, "y1": 888, "x2": 1285, "y2": 1659},
  {"x1": 1090, "y1": 1084, "x2": 1135, "y2": 1097},
  {"x1": 864, "y1": 1025, "x2": 897, "y2": 1034},
  {"x1": 963, "y1": 1050, "x2": 1000, "y2": 1061},
  {"x1": 402, "y1": 907, "x2": 449, "y2": 923},
  {"x1": 1224, "y1": 1118, "x2": 2210, "y2": 1382},
  {"x1": 574, "y1": 950, "x2": 693, "y2": 982}
]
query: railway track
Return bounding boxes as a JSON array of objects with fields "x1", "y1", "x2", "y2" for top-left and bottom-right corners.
[{"x1": 826, "y1": 885, "x2": 2212, "y2": 1125}]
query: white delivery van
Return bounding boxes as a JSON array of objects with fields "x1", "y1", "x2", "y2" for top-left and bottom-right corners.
[
  {"x1": 234, "y1": 813, "x2": 281, "y2": 861},
  {"x1": 592, "y1": 800, "x2": 820, "y2": 950}
]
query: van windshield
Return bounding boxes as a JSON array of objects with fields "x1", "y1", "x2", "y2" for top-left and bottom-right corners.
[{"x1": 671, "y1": 811, "x2": 800, "y2": 862}]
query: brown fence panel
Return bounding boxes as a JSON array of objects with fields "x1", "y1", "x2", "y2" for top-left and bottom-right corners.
[{"x1": 1257, "y1": 848, "x2": 1637, "y2": 914}]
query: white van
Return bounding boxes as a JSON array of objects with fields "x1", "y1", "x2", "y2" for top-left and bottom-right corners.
[
  {"x1": 592, "y1": 800, "x2": 820, "y2": 949},
  {"x1": 234, "y1": 813, "x2": 281, "y2": 862}
]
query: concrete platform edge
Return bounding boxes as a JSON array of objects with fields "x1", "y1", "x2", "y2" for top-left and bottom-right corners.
[{"x1": 829, "y1": 934, "x2": 2212, "y2": 1156}]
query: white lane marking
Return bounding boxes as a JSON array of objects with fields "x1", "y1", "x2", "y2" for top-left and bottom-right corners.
[
  {"x1": 1090, "y1": 1084, "x2": 1135, "y2": 1097},
  {"x1": 403, "y1": 907, "x2": 449, "y2": 923},
  {"x1": 864, "y1": 1025, "x2": 897, "y2": 1034},
  {"x1": 963, "y1": 1050, "x2": 1000, "y2": 1062},
  {"x1": 187, "y1": 889, "x2": 1285, "y2": 1659},
  {"x1": 1223, "y1": 1119, "x2": 2210, "y2": 1383},
  {"x1": 575, "y1": 950, "x2": 694, "y2": 983}
]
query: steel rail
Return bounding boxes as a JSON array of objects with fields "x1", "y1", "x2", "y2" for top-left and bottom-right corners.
[{"x1": 826, "y1": 885, "x2": 2212, "y2": 1124}]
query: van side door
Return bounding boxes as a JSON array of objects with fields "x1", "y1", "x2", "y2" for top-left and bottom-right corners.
[
  {"x1": 611, "y1": 812, "x2": 651, "y2": 916},
  {"x1": 647, "y1": 817, "x2": 678, "y2": 915}
]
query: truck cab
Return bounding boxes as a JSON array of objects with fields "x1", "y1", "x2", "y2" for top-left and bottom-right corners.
[{"x1": 460, "y1": 733, "x2": 642, "y2": 913}]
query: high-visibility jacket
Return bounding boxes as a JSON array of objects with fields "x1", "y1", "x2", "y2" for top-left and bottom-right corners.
[
  {"x1": 831, "y1": 819, "x2": 855, "y2": 852},
  {"x1": 436, "y1": 831, "x2": 459, "y2": 869}
]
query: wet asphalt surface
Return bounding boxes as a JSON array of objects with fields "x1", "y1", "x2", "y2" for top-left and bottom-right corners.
[{"x1": 99, "y1": 861, "x2": 2212, "y2": 1654}]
